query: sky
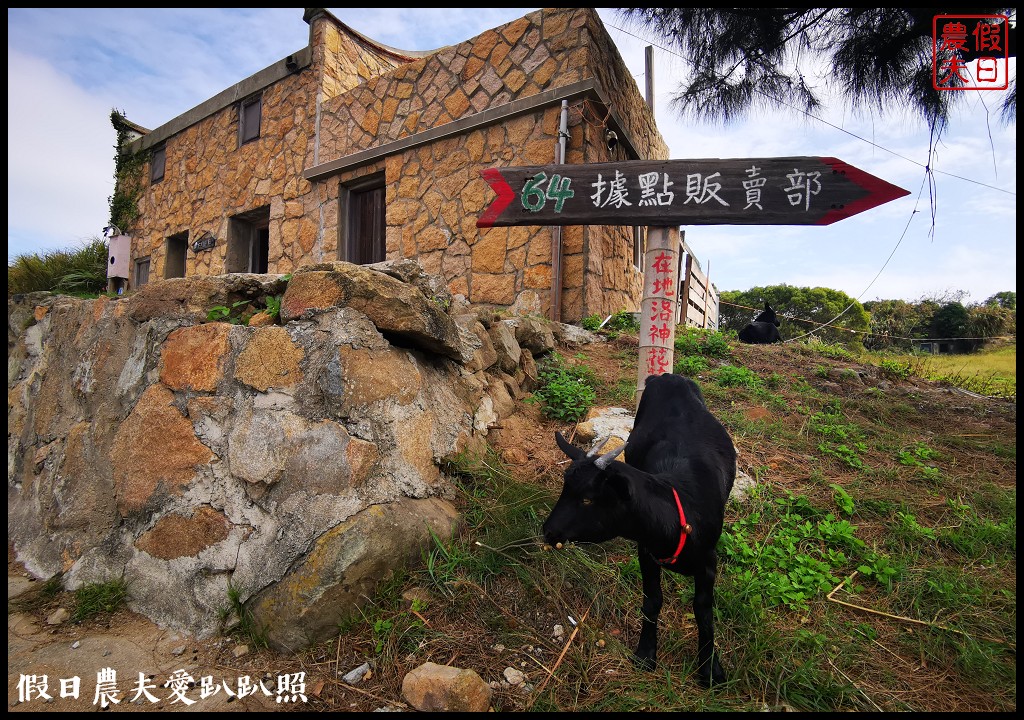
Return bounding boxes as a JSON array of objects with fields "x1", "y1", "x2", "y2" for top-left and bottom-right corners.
[{"x1": 7, "y1": 8, "x2": 1016, "y2": 305}]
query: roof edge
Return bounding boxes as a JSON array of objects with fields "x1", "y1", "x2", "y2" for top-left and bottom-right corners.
[{"x1": 304, "y1": 7, "x2": 437, "y2": 61}]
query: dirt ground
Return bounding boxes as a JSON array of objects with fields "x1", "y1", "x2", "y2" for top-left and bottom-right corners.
[{"x1": 9, "y1": 552, "x2": 280, "y2": 712}]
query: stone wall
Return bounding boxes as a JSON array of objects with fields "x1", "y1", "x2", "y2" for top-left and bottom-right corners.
[
  {"x1": 132, "y1": 60, "x2": 318, "y2": 280},
  {"x1": 122, "y1": 8, "x2": 667, "y2": 325},
  {"x1": 7, "y1": 261, "x2": 570, "y2": 652},
  {"x1": 314, "y1": 7, "x2": 669, "y2": 320}
]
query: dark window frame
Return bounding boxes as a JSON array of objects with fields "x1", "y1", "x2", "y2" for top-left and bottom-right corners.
[
  {"x1": 134, "y1": 256, "x2": 151, "y2": 288},
  {"x1": 239, "y1": 95, "x2": 262, "y2": 146},
  {"x1": 226, "y1": 206, "x2": 271, "y2": 274},
  {"x1": 340, "y1": 174, "x2": 386, "y2": 265},
  {"x1": 164, "y1": 231, "x2": 188, "y2": 279},
  {"x1": 151, "y1": 145, "x2": 166, "y2": 184}
]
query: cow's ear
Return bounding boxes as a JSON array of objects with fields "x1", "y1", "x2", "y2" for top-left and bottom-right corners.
[
  {"x1": 765, "y1": 302, "x2": 773, "y2": 311},
  {"x1": 555, "y1": 431, "x2": 584, "y2": 461}
]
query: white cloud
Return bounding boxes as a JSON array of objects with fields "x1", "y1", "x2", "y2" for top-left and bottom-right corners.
[
  {"x1": 7, "y1": 48, "x2": 114, "y2": 258},
  {"x1": 7, "y1": 7, "x2": 1015, "y2": 303}
]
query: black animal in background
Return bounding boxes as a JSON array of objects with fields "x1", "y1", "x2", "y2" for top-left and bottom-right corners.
[
  {"x1": 738, "y1": 302, "x2": 781, "y2": 344},
  {"x1": 542, "y1": 373, "x2": 736, "y2": 687}
]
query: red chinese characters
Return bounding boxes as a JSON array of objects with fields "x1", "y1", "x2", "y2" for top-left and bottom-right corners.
[{"x1": 933, "y1": 14, "x2": 1009, "y2": 91}]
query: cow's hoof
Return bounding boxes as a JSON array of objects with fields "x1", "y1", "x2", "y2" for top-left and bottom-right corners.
[
  {"x1": 631, "y1": 653, "x2": 656, "y2": 672},
  {"x1": 697, "y1": 659, "x2": 726, "y2": 688}
]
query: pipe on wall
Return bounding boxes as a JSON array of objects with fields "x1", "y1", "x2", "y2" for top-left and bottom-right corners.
[{"x1": 551, "y1": 99, "x2": 569, "y2": 322}]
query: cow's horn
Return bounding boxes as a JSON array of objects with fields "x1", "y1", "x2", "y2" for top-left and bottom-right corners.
[
  {"x1": 586, "y1": 436, "x2": 610, "y2": 457},
  {"x1": 594, "y1": 443, "x2": 625, "y2": 469}
]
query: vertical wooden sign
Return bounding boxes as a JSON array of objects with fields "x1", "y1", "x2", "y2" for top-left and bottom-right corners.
[{"x1": 636, "y1": 226, "x2": 679, "y2": 407}]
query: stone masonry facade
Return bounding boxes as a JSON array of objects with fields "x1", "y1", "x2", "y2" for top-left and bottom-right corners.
[
  {"x1": 121, "y1": 8, "x2": 669, "y2": 322},
  {"x1": 10, "y1": 263, "x2": 595, "y2": 648}
]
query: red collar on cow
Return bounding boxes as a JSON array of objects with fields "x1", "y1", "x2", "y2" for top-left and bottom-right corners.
[{"x1": 656, "y1": 488, "x2": 692, "y2": 566}]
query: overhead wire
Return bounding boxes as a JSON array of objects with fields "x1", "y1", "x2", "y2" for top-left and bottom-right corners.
[
  {"x1": 603, "y1": 19, "x2": 1016, "y2": 197},
  {"x1": 602, "y1": 16, "x2": 1015, "y2": 333}
]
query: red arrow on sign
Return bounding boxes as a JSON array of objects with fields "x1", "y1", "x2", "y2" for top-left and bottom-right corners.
[
  {"x1": 477, "y1": 157, "x2": 910, "y2": 228},
  {"x1": 813, "y1": 157, "x2": 909, "y2": 225},
  {"x1": 477, "y1": 168, "x2": 516, "y2": 228}
]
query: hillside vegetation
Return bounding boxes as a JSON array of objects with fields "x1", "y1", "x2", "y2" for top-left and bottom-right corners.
[{"x1": 10, "y1": 324, "x2": 1015, "y2": 712}]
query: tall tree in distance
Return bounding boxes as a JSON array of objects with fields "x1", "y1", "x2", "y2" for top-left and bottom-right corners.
[
  {"x1": 719, "y1": 284, "x2": 870, "y2": 348},
  {"x1": 615, "y1": 8, "x2": 1016, "y2": 135}
]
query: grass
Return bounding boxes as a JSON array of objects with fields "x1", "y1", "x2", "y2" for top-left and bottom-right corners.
[
  {"x1": 220, "y1": 582, "x2": 270, "y2": 649},
  {"x1": 71, "y1": 579, "x2": 129, "y2": 622},
  {"x1": 527, "y1": 352, "x2": 599, "y2": 422},
  {"x1": 277, "y1": 324, "x2": 1015, "y2": 712},
  {"x1": 8, "y1": 237, "x2": 109, "y2": 297},
  {"x1": 862, "y1": 343, "x2": 1016, "y2": 399},
  {"x1": 19, "y1": 321, "x2": 1010, "y2": 712},
  {"x1": 8, "y1": 573, "x2": 64, "y2": 614},
  {"x1": 10, "y1": 575, "x2": 130, "y2": 623}
]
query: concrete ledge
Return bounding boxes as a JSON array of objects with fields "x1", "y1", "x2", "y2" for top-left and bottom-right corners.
[{"x1": 303, "y1": 78, "x2": 642, "y2": 182}]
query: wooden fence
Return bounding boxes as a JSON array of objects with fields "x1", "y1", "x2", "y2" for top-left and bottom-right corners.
[{"x1": 678, "y1": 236, "x2": 719, "y2": 330}]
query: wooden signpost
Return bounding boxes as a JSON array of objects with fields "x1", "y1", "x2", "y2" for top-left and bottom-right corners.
[
  {"x1": 477, "y1": 156, "x2": 910, "y2": 404},
  {"x1": 478, "y1": 157, "x2": 909, "y2": 228}
]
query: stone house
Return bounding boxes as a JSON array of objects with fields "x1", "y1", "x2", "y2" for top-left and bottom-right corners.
[{"x1": 109, "y1": 7, "x2": 669, "y2": 322}]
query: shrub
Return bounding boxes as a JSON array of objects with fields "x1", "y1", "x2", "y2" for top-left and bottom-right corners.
[
  {"x1": 529, "y1": 354, "x2": 597, "y2": 422},
  {"x1": 8, "y1": 237, "x2": 109, "y2": 297},
  {"x1": 879, "y1": 359, "x2": 913, "y2": 381},
  {"x1": 675, "y1": 327, "x2": 731, "y2": 358},
  {"x1": 674, "y1": 354, "x2": 710, "y2": 376},
  {"x1": 714, "y1": 364, "x2": 760, "y2": 388},
  {"x1": 606, "y1": 310, "x2": 639, "y2": 333}
]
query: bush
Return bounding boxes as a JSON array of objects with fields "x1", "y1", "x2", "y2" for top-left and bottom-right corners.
[
  {"x1": 879, "y1": 359, "x2": 913, "y2": 381},
  {"x1": 606, "y1": 310, "x2": 639, "y2": 333},
  {"x1": 8, "y1": 237, "x2": 109, "y2": 297},
  {"x1": 675, "y1": 327, "x2": 731, "y2": 358},
  {"x1": 529, "y1": 354, "x2": 598, "y2": 422},
  {"x1": 674, "y1": 354, "x2": 710, "y2": 376},
  {"x1": 714, "y1": 364, "x2": 760, "y2": 388}
]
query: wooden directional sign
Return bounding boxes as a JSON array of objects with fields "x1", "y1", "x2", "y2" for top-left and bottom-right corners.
[{"x1": 477, "y1": 157, "x2": 909, "y2": 228}]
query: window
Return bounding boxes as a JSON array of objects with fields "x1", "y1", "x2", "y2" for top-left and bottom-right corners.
[
  {"x1": 341, "y1": 176, "x2": 385, "y2": 265},
  {"x1": 134, "y1": 257, "x2": 151, "y2": 288},
  {"x1": 165, "y1": 232, "x2": 188, "y2": 279},
  {"x1": 632, "y1": 226, "x2": 646, "y2": 271},
  {"x1": 239, "y1": 95, "x2": 262, "y2": 146},
  {"x1": 226, "y1": 207, "x2": 270, "y2": 273},
  {"x1": 151, "y1": 145, "x2": 166, "y2": 183}
]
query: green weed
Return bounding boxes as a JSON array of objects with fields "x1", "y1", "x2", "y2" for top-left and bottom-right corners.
[
  {"x1": 674, "y1": 327, "x2": 731, "y2": 358},
  {"x1": 674, "y1": 354, "x2": 709, "y2": 376},
  {"x1": 831, "y1": 483, "x2": 855, "y2": 515},
  {"x1": 879, "y1": 359, "x2": 913, "y2": 381},
  {"x1": 71, "y1": 578, "x2": 129, "y2": 623},
  {"x1": 719, "y1": 487, "x2": 879, "y2": 612},
  {"x1": 528, "y1": 353, "x2": 598, "y2": 422},
  {"x1": 714, "y1": 364, "x2": 760, "y2": 388},
  {"x1": 9, "y1": 574, "x2": 64, "y2": 613},
  {"x1": 808, "y1": 400, "x2": 868, "y2": 470},
  {"x1": 222, "y1": 582, "x2": 269, "y2": 649},
  {"x1": 804, "y1": 340, "x2": 857, "y2": 361}
]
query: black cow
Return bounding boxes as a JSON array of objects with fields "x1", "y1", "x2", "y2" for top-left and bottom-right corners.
[
  {"x1": 542, "y1": 373, "x2": 736, "y2": 687},
  {"x1": 738, "y1": 302, "x2": 781, "y2": 344}
]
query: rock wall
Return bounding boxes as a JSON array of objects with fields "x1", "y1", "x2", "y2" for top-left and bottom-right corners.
[{"x1": 7, "y1": 260, "x2": 557, "y2": 651}]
